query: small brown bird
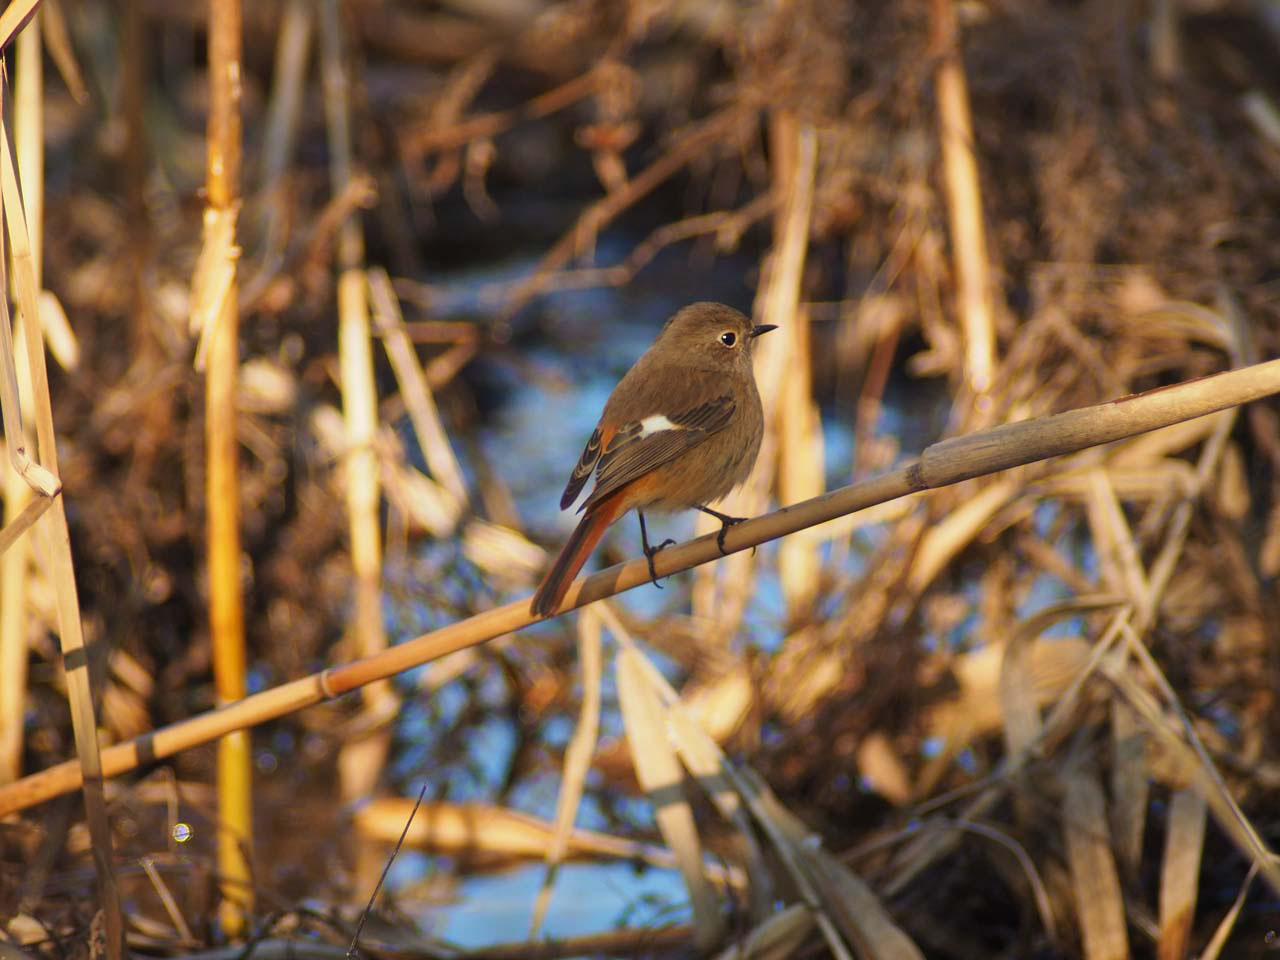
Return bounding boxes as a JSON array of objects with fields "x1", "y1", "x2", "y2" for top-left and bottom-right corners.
[{"x1": 530, "y1": 302, "x2": 775, "y2": 617}]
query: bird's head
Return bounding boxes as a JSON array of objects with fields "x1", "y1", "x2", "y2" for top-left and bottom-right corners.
[{"x1": 657, "y1": 301, "x2": 776, "y2": 369}]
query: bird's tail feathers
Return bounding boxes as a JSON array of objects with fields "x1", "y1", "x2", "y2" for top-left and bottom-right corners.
[{"x1": 530, "y1": 492, "x2": 625, "y2": 617}]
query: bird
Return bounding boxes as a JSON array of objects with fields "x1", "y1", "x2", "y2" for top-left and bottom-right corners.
[{"x1": 530, "y1": 301, "x2": 775, "y2": 617}]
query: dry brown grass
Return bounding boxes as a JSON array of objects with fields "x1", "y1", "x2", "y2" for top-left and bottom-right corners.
[{"x1": 2, "y1": 1, "x2": 1279, "y2": 958}]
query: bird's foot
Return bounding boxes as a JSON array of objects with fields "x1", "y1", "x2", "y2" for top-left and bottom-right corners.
[
  {"x1": 638, "y1": 511, "x2": 677, "y2": 586},
  {"x1": 696, "y1": 506, "x2": 746, "y2": 555},
  {"x1": 644, "y1": 537, "x2": 678, "y2": 585}
]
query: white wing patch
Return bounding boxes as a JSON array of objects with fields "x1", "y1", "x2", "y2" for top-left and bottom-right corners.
[{"x1": 638, "y1": 413, "x2": 682, "y2": 436}]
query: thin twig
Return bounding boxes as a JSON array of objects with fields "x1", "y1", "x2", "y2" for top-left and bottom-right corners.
[
  {"x1": 500, "y1": 106, "x2": 745, "y2": 319},
  {"x1": 347, "y1": 781, "x2": 429, "y2": 959}
]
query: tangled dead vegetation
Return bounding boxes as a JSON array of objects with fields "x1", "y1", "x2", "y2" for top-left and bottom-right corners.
[{"x1": 2, "y1": 0, "x2": 1279, "y2": 958}]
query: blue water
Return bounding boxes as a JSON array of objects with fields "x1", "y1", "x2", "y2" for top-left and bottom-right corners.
[{"x1": 433, "y1": 861, "x2": 691, "y2": 948}]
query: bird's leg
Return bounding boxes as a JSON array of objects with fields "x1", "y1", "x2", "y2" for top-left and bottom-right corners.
[
  {"x1": 696, "y1": 505, "x2": 747, "y2": 554},
  {"x1": 638, "y1": 511, "x2": 676, "y2": 586}
]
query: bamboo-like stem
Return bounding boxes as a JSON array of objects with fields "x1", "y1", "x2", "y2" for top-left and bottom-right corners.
[
  {"x1": 1150, "y1": 0, "x2": 1181, "y2": 81},
  {"x1": 617, "y1": 646, "x2": 724, "y2": 947},
  {"x1": 205, "y1": 0, "x2": 253, "y2": 933},
  {"x1": 530, "y1": 610, "x2": 603, "y2": 937},
  {"x1": 0, "y1": 493, "x2": 51, "y2": 556},
  {"x1": 0, "y1": 0, "x2": 40, "y2": 50},
  {"x1": 0, "y1": 14, "x2": 41, "y2": 785},
  {"x1": 695, "y1": 119, "x2": 815, "y2": 636},
  {"x1": 320, "y1": 0, "x2": 395, "y2": 807},
  {"x1": 1156, "y1": 786, "x2": 1205, "y2": 959},
  {"x1": 932, "y1": 0, "x2": 996, "y2": 406},
  {"x1": 16, "y1": 17, "x2": 41, "y2": 282},
  {"x1": 0, "y1": 71, "x2": 123, "y2": 960},
  {"x1": 777, "y1": 303, "x2": 823, "y2": 623},
  {"x1": 765, "y1": 120, "x2": 820, "y2": 627},
  {"x1": 259, "y1": 0, "x2": 312, "y2": 191},
  {"x1": 242, "y1": 0, "x2": 311, "y2": 308},
  {"x1": 337, "y1": 267, "x2": 385, "y2": 659},
  {"x1": 4, "y1": 358, "x2": 1280, "y2": 819},
  {"x1": 368, "y1": 268, "x2": 468, "y2": 512},
  {"x1": 38, "y1": 2, "x2": 86, "y2": 105},
  {"x1": 122, "y1": 0, "x2": 156, "y2": 364},
  {"x1": 1062, "y1": 764, "x2": 1129, "y2": 958}
]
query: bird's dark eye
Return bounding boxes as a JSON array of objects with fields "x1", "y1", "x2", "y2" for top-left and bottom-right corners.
[{"x1": 719, "y1": 331, "x2": 737, "y2": 347}]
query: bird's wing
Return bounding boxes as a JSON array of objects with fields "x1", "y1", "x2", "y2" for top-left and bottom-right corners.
[
  {"x1": 580, "y1": 392, "x2": 736, "y2": 511},
  {"x1": 559, "y1": 425, "x2": 609, "y2": 510}
]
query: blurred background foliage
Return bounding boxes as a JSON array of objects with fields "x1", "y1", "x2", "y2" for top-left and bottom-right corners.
[{"x1": 2, "y1": 0, "x2": 1280, "y2": 957}]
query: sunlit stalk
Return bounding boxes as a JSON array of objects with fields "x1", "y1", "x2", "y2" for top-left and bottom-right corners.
[
  {"x1": 0, "y1": 51, "x2": 124, "y2": 959},
  {"x1": 932, "y1": 0, "x2": 996, "y2": 410},
  {"x1": 320, "y1": 0, "x2": 395, "y2": 814},
  {"x1": 205, "y1": 0, "x2": 253, "y2": 933},
  {"x1": 0, "y1": 8, "x2": 41, "y2": 786}
]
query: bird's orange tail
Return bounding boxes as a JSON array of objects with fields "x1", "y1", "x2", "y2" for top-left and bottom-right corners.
[{"x1": 530, "y1": 493, "x2": 626, "y2": 617}]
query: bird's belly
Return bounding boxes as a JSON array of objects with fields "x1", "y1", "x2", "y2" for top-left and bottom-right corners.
[{"x1": 635, "y1": 431, "x2": 757, "y2": 511}]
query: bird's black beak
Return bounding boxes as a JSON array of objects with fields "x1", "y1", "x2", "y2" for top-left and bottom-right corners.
[{"x1": 750, "y1": 324, "x2": 778, "y2": 339}]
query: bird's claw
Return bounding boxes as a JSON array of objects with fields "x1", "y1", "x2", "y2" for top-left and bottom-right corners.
[
  {"x1": 695, "y1": 505, "x2": 747, "y2": 555},
  {"x1": 714, "y1": 516, "x2": 744, "y2": 555},
  {"x1": 644, "y1": 537, "x2": 677, "y2": 585}
]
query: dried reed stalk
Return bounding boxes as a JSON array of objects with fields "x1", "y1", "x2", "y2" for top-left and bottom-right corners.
[
  {"x1": 2, "y1": 359, "x2": 1279, "y2": 817},
  {"x1": 1150, "y1": 0, "x2": 1181, "y2": 80},
  {"x1": 726, "y1": 760, "x2": 917, "y2": 959},
  {"x1": 530, "y1": 607, "x2": 603, "y2": 936},
  {"x1": 368, "y1": 268, "x2": 468, "y2": 513},
  {"x1": 598, "y1": 604, "x2": 862, "y2": 960},
  {"x1": 931, "y1": 0, "x2": 995, "y2": 403},
  {"x1": 773, "y1": 173, "x2": 823, "y2": 622},
  {"x1": 0, "y1": 68, "x2": 124, "y2": 959},
  {"x1": 319, "y1": 0, "x2": 396, "y2": 805},
  {"x1": 654, "y1": 664, "x2": 774, "y2": 922},
  {"x1": 242, "y1": 0, "x2": 312, "y2": 308},
  {"x1": 1156, "y1": 787, "x2": 1206, "y2": 960},
  {"x1": 15, "y1": 16, "x2": 40, "y2": 283},
  {"x1": 1062, "y1": 765, "x2": 1129, "y2": 960},
  {"x1": 617, "y1": 645, "x2": 724, "y2": 948},
  {"x1": 1196, "y1": 864, "x2": 1255, "y2": 960},
  {"x1": 888, "y1": 381, "x2": 1253, "y2": 896},
  {"x1": 1107, "y1": 625, "x2": 1280, "y2": 893},
  {"x1": 353, "y1": 796, "x2": 744, "y2": 881},
  {"x1": 0, "y1": 320, "x2": 41, "y2": 787},
  {"x1": 1084, "y1": 468, "x2": 1152, "y2": 879},
  {"x1": 710, "y1": 904, "x2": 814, "y2": 960},
  {"x1": 0, "y1": 16, "x2": 41, "y2": 785},
  {"x1": 0, "y1": 0, "x2": 40, "y2": 48},
  {"x1": 203, "y1": 0, "x2": 252, "y2": 932},
  {"x1": 0, "y1": 493, "x2": 47, "y2": 558},
  {"x1": 695, "y1": 119, "x2": 816, "y2": 636},
  {"x1": 38, "y1": 1, "x2": 86, "y2": 105},
  {"x1": 259, "y1": 0, "x2": 311, "y2": 191},
  {"x1": 120, "y1": 0, "x2": 154, "y2": 364}
]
